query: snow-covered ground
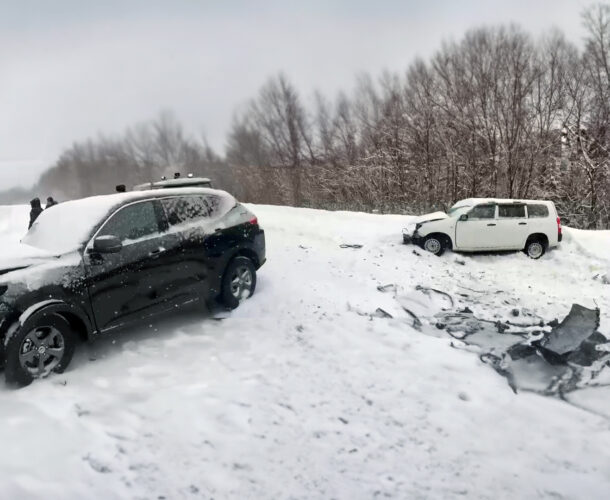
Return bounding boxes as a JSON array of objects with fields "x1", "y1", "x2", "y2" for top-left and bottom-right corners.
[{"x1": 0, "y1": 203, "x2": 609, "y2": 499}]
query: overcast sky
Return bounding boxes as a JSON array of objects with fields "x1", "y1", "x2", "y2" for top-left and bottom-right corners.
[{"x1": 0, "y1": 0, "x2": 590, "y2": 189}]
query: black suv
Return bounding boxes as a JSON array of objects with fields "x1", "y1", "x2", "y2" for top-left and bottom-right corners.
[{"x1": 0, "y1": 188, "x2": 265, "y2": 386}]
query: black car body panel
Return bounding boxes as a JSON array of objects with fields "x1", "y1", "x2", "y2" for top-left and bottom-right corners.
[{"x1": 0, "y1": 188, "x2": 265, "y2": 352}]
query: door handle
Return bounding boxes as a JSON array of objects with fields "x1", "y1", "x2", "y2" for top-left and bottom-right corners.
[
  {"x1": 487, "y1": 223, "x2": 496, "y2": 226},
  {"x1": 148, "y1": 247, "x2": 166, "y2": 258},
  {"x1": 518, "y1": 222, "x2": 527, "y2": 225}
]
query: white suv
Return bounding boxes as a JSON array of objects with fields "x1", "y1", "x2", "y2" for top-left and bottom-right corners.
[{"x1": 403, "y1": 198, "x2": 562, "y2": 259}]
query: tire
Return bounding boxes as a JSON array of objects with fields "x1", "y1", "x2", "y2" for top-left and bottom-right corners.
[
  {"x1": 4, "y1": 313, "x2": 76, "y2": 387},
  {"x1": 220, "y1": 256, "x2": 257, "y2": 310},
  {"x1": 423, "y1": 235, "x2": 445, "y2": 256},
  {"x1": 525, "y1": 238, "x2": 546, "y2": 259}
]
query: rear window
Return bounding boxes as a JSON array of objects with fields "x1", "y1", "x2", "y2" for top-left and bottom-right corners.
[
  {"x1": 162, "y1": 195, "x2": 220, "y2": 226},
  {"x1": 498, "y1": 204, "x2": 525, "y2": 218},
  {"x1": 527, "y1": 204, "x2": 549, "y2": 218}
]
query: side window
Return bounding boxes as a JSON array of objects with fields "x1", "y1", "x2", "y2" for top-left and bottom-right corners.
[
  {"x1": 162, "y1": 196, "x2": 220, "y2": 227},
  {"x1": 205, "y1": 195, "x2": 221, "y2": 216},
  {"x1": 498, "y1": 204, "x2": 526, "y2": 218},
  {"x1": 468, "y1": 204, "x2": 495, "y2": 219},
  {"x1": 527, "y1": 204, "x2": 549, "y2": 218},
  {"x1": 98, "y1": 201, "x2": 160, "y2": 242}
]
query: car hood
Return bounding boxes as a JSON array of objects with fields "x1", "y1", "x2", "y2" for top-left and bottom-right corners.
[
  {"x1": 0, "y1": 244, "x2": 57, "y2": 276},
  {"x1": 403, "y1": 211, "x2": 449, "y2": 235},
  {"x1": 413, "y1": 211, "x2": 448, "y2": 224}
]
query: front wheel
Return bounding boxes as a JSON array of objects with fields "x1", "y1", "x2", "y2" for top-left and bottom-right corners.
[
  {"x1": 220, "y1": 256, "x2": 257, "y2": 309},
  {"x1": 4, "y1": 313, "x2": 76, "y2": 387},
  {"x1": 423, "y1": 236, "x2": 445, "y2": 256}
]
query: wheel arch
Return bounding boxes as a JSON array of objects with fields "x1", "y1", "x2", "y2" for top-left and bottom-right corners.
[
  {"x1": 424, "y1": 232, "x2": 454, "y2": 250},
  {"x1": 17, "y1": 301, "x2": 93, "y2": 341},
  {"x1": 525, "y1": 232, "x2": 549, "y2": 249},
  {"x1": 231, "y1": 247, "x2": 261, "y2": 269}
]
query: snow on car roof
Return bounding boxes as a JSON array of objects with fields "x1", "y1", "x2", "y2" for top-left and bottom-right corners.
[
  {"x1": 452, "y1": 198, "x2": 553, "y2": 207},
  {"x1": 21, "y1": 187, "x2": 234, "y2": 255},
  {"x1": 133, "y1": 177, "x2": 212, "y2": 190}
]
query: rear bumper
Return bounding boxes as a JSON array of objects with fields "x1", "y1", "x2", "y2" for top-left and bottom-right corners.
[
  {"x1": 558, "y1": 232, "x2": 562, "y2": 242},
  {"x1": 254, "y1": 229, "x2": 266, "y2": 269}
]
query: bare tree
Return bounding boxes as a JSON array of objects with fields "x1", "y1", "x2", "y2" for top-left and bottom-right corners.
[{"x1": 11, "y1": 4, "x2": 609, "y2": 229}]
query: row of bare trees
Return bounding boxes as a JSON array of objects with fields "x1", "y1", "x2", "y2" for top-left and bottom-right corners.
[
  {"x1": 227, "y1": 4, "x2": 610, "y2": 228},
  {"x1": 28, "y1": 112, "x2": 231, "y2": 200},
  {"x1": 8, "y1": 4, "x2": 609, "y2": 228}
]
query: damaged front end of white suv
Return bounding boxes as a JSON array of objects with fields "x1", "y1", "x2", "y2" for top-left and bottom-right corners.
[
  {"x1": 402, "y1": 202, "x2": 474, "y2": 255},
  {"x1": 402, "y1": 211, "x2": 450, "y2": 246}
]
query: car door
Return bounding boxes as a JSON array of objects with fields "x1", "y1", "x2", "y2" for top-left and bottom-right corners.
[
  {"x1": 455, "y1": 203, "x2": 497, "y2": 250},
  {"x1": 526, "y1": 203, "x2": 552, "y2": 242},
  {"x1": 494, "y1": 204, "x2": 529, "y2": 249},
  {"x1": 85, "y1": 199, "x2": 190, "y2": 332},
  {"x1": 159, "y1": 195, "x2": 216, "y2": 300}
]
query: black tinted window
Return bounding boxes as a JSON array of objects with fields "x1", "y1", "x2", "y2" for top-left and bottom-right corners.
[
  {"x1": 527, "y1": 204, "x2": 549, "y2": 218},
  {"x1": 162, "y1": 196, "x2": 218, "y2": 226},
  {"x1": 99, "y1": 201, "x2": 160, "y2": 241},
  {"x1": 498, "y1": 204, "x2": 525, "y2": 218},
  {"x1": 469, "y1": 204, "x2": 495, "y2": 219}
]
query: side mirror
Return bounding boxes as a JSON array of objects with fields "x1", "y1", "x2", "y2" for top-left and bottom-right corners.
[
  {"x1": 459, "y1": 214, "x2": 468, "y2": 221},
  {"x1": 92, "y1": 235, "x2": 122, "y2": 254}
]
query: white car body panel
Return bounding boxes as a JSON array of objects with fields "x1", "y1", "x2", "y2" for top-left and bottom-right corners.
[
  {"x1": 403, "y1": 211, "x2": 448, "y2": 236},
  {"x1": 456, "y1": 218, "x2": 497, "y2": 249},
  {"x1": 408, "y1": 198, "x2": 561, "y2": 253}
]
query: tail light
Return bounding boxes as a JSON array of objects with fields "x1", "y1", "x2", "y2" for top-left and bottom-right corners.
[
  {"x1": 248, "y1": 216, "x2": 258, "y2": 226},
  {"x1": 557, "y1": 217, "x2": 562, "y2": 235}
]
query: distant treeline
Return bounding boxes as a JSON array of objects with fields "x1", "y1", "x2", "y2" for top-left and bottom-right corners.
[{"x1": 4, "y1": 4, "x2": 609, "y2": 228}]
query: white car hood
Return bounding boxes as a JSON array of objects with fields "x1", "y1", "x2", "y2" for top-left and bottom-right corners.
[
  {"x1": 0, "y1": 243, "x2": 55, "y2": 274},
  {"x1": 403, "y1": 211, "x2": 449, "y2": 235},
  {"x1": 413, "y1": 211, "x2": 448, "y2": 224}
]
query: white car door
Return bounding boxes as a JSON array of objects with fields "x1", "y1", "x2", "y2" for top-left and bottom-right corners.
[
  {"x1": 526, "y1": 203, "x2": 554, "y2": 243},
  {"x1": 455, "y1": 204, "x2": 498, "y2": 250},
  {"x1": 494, "y1": 204, "x2": 529, "y2": 249}
]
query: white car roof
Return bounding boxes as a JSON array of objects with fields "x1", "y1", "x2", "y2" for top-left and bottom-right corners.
[
  {"x1": 133, "y1": 177, "x2": 212, "y2": 191},
  {"x1": 452, "y1": 198, "x2": 554, "y2": 208}
]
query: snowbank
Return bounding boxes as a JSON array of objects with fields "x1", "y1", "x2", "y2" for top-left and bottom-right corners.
[
  {"x1": 0, "y1": 204, "x2": 29, "y2": 248},
  {"x1": 0, "y1": 203, "x2": 609, "y2": 499},
  {"x1": 563, "y1": 226, "x2": 610, "y2": 264}
]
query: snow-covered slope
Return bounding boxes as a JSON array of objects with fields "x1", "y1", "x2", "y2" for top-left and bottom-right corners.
[{"x1": 0, "y1": 204, "x2": 609, "y2": 499}]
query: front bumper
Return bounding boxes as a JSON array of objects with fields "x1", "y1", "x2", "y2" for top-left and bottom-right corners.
[{"x1": 402, "y1": 229, "x2": 423, "y2": 246}]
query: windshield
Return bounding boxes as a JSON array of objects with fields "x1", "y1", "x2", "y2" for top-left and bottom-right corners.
[
  {"x1": 21, "y1": 197, "x2": 119, "y2": 254},
  {"x1": 447, "y1": 205, "x2": 471, "y2": 217}
]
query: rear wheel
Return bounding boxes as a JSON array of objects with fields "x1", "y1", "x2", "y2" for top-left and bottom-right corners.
[
  {"x1": 4, "y1": 313, "x2": 76, "y2": 387},
  {"x1": 220, "y1": 256, "x2": 257, "y2": 309},
  {"x1": 423, "y1": 235, "x2": 445, "y2": 256},
  {"x1": 525, "y1": 238, "x2": 546, "y2": 259}
]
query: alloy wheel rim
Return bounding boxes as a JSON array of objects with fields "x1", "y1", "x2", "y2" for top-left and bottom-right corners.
[
  {"x1": 425, "y1": 239, "x2": 441, "y2": 254},
  {"x1": 19, "y1": 326, "x2": 65, "y2": 378},
  {"x1": 230, "y1": 266, "x2": 253, "y2": 300}
]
